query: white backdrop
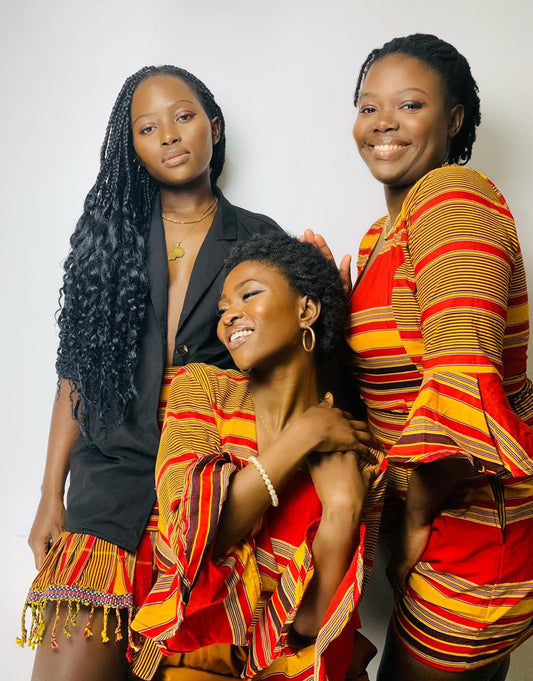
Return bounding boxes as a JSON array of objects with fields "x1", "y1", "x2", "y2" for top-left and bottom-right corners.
[{"x1": 2, "y1": 1, "x2": 533, "y2": 679}]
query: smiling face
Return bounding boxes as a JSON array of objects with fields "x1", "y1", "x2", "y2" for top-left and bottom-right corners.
[
  {"x1": 217, "y1": 261, "x2": 318, "y2": 372},
  {"x1": 130, "y1": 74, "x2": 220, "y2": 188},
  {"x1": 353, "y1": 54, "x2": 463, "y2": 193}
]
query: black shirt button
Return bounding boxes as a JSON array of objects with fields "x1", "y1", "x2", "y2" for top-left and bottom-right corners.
[{"x1": 173, "y1": 344, "x2": 189, "y2": 367}]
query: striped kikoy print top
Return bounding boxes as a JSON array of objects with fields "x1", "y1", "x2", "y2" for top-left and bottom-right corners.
[
  {"x1": 133, "y1": 363, "x2": 384, "y2": 681},
  {"x1": 349, "y1": 165, "x2": 533, "y2": 478},
  {"x1": 347, "y1": 165, "x2": 533, "y2": 671}
]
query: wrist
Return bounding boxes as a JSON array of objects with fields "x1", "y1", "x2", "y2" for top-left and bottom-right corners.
[
  {"x1": 320, "y1": 501, "x2": 362, "y2": 530},
  {"x1": 40, "y1": 484, "x2": 65, "y2": 501},
  {"x1": 282, "y1": 419, "x2": 320, "y2": 462}
]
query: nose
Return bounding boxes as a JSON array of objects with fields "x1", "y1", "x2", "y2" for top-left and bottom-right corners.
[
  {"x1": 161, "y1": 123, "x2": 181, "y2": 146},
  {"x1": 220, "y1": 307, "x2": 243, "y2": 326},
  {"x1": 373, "y1": 106, "x2": 399, "y2": 132}
]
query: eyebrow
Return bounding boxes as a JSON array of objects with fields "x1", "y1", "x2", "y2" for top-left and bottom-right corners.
[
  {"x1": 132, "y1": 99, "x2": 195, "y2": 125},
  {"x1": 360, "y1": 87, "x2": 429, "y2": 98}
]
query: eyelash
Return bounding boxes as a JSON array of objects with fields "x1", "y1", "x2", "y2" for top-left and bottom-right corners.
[
  {"x1": 138, "y1": 112, "x2": 195, "y2": 135},
  {"x1": 359, "y1": 102, "x2": 424, "y2": 114},
  {"x1": 243, "y1": 289, "x2": 263, "y2": 301},
  {"x1": 217, "y1": 289, "x2": 265, "y2": 316}
]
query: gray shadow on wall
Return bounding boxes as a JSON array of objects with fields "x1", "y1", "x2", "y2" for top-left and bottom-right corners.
[{"x1": 358, "y1": 544, "x2": 394, "y2": 681}]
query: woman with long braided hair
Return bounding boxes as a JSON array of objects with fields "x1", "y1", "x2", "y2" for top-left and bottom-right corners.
[
  {"x1": 19, "y1": 65, "x2": 281, "y2": 681},
  {"x1": 306, "y1": 34, "x2": 533, "y2": 680}
]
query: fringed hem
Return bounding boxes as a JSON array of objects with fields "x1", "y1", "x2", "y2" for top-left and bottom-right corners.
[{"x1": 17, "y1": 590, "x2": 137, "y2": 655}]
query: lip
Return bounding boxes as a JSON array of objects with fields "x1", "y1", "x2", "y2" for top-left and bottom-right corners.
[
  {"x1": 162, "y1": 148, "x2": 190, "y2": 167},
  {"x1": 367, "y1": 139, "x2": 410, "y2": 160},
  {"x1": 227, "y1": 326, "x2": 254, "y2": 351}
]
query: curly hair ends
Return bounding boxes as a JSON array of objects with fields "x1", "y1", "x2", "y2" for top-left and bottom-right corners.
[
  {"x1": 222, "y1": 233, "x2": 347, "y2": 359},
  {"x1": 56, "y1": 65, "x2": 226, "y2": 437},
  {"x1": 353, "y1": 34, "x2": 481, "y2": 165}
]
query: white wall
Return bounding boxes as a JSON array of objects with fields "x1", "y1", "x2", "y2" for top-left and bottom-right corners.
[{"x1": 2, "y1": 1, "x2": 532, "y2": 679}]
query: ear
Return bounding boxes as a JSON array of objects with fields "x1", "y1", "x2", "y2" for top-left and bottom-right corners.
[
  {"x1": 448, "y1": 104, "x2": 464, "y2": 139},
  {"x1": 211, "y1": 116, "x2": 221, "y2": 145},
  {"x1": 298, "y1": 295, "x2": 321, "y2": 328}
]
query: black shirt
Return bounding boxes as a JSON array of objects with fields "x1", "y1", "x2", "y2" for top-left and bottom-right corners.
[{"x1": 64, "y1": 191, "x2": 282, "y2": 551}]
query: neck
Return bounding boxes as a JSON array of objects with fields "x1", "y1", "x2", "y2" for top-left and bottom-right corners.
[
  {"x1": 159, "y1": 175, "x2": 215, "y2": 216},
  {"x1": 384, "y1": 184, "x2": 411, "y2": 220},
  {"x1": 249, "y1": 354, "x2": 320, "y2": 432}
]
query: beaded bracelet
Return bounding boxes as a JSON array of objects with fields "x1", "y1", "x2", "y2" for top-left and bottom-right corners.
[{"x1": 248, "y1": 456, "x2": 279, "y2": 507}]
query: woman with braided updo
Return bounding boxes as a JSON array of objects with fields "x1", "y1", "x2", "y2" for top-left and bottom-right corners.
[
  {"x1": 306, "y1": 34, "x2": 533, "y2": 680},
  {"x1": 19, "y1": 65, "x2": 281, "y2": 681}
]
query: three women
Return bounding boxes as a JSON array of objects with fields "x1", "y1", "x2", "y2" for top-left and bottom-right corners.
[{"x1": 23, "y1": 32, "x2": 533, "y2": 681}]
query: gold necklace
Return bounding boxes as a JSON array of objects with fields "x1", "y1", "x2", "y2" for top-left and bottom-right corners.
[
  {"x1": 162, "y1": 195, "x2": 218, "y2": 224},
  {"x1": 255, "y1": 411, "x2": 277, "y2": 442},
  {"x1": 256, "y1": 410, "x2": 272, "y2": 435},
  {"x1": 256, "y1": 408, "x2": 309, "y2": 472},
  {"x1": 163, "y1": 197, "x2": 218, "y2": 260},
  {"x1": 255, "y1": 409, "x2": 282, "y2": 446},
  {"x1": 383, "y1": 212, "x2": 401, "y2": 239}
]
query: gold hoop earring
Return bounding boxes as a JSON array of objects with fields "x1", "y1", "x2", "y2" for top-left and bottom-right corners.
[{"x1": 302, "y1": 327, "x2": 316, "y2": 353}]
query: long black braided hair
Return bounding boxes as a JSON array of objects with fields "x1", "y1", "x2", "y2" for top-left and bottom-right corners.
[
  {"x1": 56, "y1": 65, "x2": 226, "y2": 436},
  {"x1": 353, "y1": 34, "x2": 481, "y2": 165}
]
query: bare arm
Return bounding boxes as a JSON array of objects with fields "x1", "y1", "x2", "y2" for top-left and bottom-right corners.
[
  {"x1": 291, "y1": 451, "x2": 376, "y2": 638},
  {"x1": 28, "y1": 378, "x2": 80, "y2": 568},
  {"x1": 214, "y1": 397, "x2": 378, "y2": 555},
  {"x1": 387, "y1": 457, "x2": 471, "y2": 594}
]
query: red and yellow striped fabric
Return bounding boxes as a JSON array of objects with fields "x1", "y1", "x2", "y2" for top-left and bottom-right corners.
[
  {"x1": 132, "y1": 363, "x2": 385, "y2": 681},
  {"x1": 17, "y1": 367, "x2": 181, "y2": 656},
  {"x1": 348, "y1": 165, "x2": 533, "y2": 671}
]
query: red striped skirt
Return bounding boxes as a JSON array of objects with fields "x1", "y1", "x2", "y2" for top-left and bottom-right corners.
[{"x1": 17, "y1": 367, "x2": 180, "y2": 660}]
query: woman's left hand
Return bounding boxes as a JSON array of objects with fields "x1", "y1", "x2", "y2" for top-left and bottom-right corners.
[
  {"x1": 308, "y1": 450, "x2": 379, "y2": 513},
  {"x1": 300, "y1": 229, "x2": 353, "y2": 294},
  {"x1": 386, "y1": 521, "x2": 431, "y2": 596}
]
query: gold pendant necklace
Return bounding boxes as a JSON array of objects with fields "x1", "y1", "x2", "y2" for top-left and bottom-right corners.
[
  {"x1": 163, "y1": 197, "x2": 218, "y2": 261},
  {"x1": 383, "y1": 212, "x2": 401, "y2": 239}
]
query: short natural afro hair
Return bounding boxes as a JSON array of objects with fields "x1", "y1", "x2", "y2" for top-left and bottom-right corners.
[{"x1": 222, "y1": 232, "x2": 346, "y2": 359}]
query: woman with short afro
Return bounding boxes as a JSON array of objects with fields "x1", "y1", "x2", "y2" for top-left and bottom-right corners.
[{"x1": 133, "y1": 231, "x2": 385, "y2": 681}]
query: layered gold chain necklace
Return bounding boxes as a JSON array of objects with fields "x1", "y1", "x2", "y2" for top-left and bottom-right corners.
[
  {"x1": 383, "y1": 212, "x2": 401, "y2": 239},
  {"x1": 162, "y1": 196, "x2": 218, "y2": 260}
]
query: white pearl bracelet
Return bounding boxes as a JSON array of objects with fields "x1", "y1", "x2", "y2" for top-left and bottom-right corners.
[{"x1": 248, "y1": 456, "x2": 279, "y2": 507}]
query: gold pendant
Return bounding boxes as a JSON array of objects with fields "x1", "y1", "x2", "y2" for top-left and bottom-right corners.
[{"x1": 168, "y1": 245, "x2": 185, "y2": 260}]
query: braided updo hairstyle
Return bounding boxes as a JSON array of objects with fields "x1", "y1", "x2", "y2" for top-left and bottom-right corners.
[
  {"x1": 56, "y1": 66, "x2": 225, "y2": 436},
  {"x1": 353, "y1": 34, "x2": 481, "y2": 165}
]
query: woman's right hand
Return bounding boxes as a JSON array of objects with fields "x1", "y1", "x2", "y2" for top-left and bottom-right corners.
[
  {"x1": 301, "y1": 228, "x2": 353, "y2": 294},
  {"x1": 297, "y1": 392, "x2": 380, "y2": 458},
  {"x1": 28, "y1": 494, "x2": 65, "y2": 569}
]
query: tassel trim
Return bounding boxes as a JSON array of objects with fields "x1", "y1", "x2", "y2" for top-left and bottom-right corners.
[{"x1": 17, "y1": 588, "x2": 134, "y2": 651}]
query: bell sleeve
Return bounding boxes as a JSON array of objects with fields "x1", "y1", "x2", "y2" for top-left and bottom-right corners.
[
  {"x1": 132, "y1": 365, "x2": 257, "y2": 646},
  {"x1": 244, "y1": 523, "x2": 367, "y2": 681},
  {"x1": 389, "y1": 167, "x2": 533, "y2": 477}
]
